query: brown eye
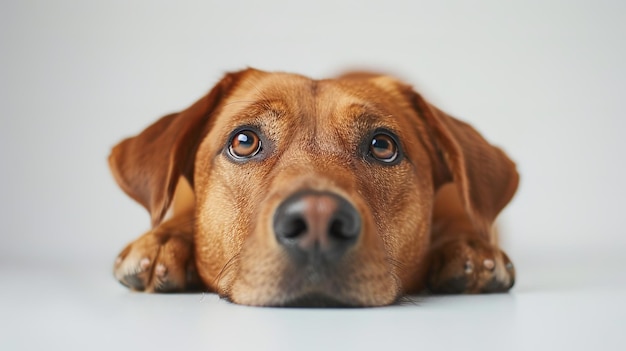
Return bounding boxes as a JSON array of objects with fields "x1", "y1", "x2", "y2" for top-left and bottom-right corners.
[
  {"x1": 370, "y1": 133, "x2": 398, "y2": 162},
  {"x1": 229, "y1": 130, "x2": 261, "y2": 159}
]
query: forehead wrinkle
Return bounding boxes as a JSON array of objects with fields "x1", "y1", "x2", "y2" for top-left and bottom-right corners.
[
  {"x1": 329, "y1": 101, "x2": 399, "y2": 135},
  {"x1": 248, "y1": 76, "x2": 317, "y2": 123},
  {"x1": 348, "y1": 100, "x2": 396, "y2": 119},
  {"x1": 301, "y1": 106, "x2": 353, "y2": 159},
  {"x1": 229, "y1": 72, "x2": 306, "y2": 110},
  {"x1": 219, "y1": 98, "x2": 288, "y2": 130},
  {"x1": 222, "y1": 98, "x2": 286, "y2": 113}
]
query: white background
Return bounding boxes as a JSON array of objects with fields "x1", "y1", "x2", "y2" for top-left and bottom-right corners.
[{"x1": 1, "y1": 1, "x2": 624, "y2": 350}]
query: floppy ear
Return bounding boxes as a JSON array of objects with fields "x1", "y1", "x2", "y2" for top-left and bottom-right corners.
[
  {"x1": 109, "y1": 71, "x2": 245, "y2": 227},
  {"x1": 408, "y1": 90, "x2": 519, "y2": 237}
]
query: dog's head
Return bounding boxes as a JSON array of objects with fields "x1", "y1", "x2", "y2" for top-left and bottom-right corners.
[{"x1": 109, "y1": 68, "x2": 518, "y2": 306}]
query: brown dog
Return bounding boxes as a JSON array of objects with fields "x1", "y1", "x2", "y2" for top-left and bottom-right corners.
[{"x1": 109, "y1": 68, "x2": 519, "y2": 307}]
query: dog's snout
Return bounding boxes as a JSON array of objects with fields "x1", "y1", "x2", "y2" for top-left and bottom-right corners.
[{"x1": 273, "y1": 191, "x2": 361, "y2": 261}]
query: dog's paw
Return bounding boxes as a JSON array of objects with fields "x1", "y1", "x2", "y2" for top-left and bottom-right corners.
[
  {"x1": 426, "y1": 236, "x2": 515, "y2": 294},
  {"x1": 113, "y1": 230, "x2": 201, "y2": 292}
]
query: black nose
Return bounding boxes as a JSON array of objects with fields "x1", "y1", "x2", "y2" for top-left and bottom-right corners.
[{"x1": 273, "y1": 191, "x2": 361, "y2": 262}]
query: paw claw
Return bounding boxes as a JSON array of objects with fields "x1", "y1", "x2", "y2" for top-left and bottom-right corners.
[
  {"x1": 114, "y1": 231, "x2": 200, "y2": 293},
  {"x1": 463, "y1": 261, "x2": 473, "y2": 274},
  {"x1": 427, "y1": 238, "x2": 515, "y2": 294},
  {"x1": 123, "y1": 273, "x2": 147, "y2": 291},
  {"x1": 483, "y1": 259, "x2": 495, "y2": 271},
  {"x1": 155, "y1": 264, "x2": 167, "y2": 278},
  {"x1": 139, "y1": 258, "x2": 151, "y2": 271}
]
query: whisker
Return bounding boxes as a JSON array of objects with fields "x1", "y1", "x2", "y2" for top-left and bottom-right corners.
[
  {"x1": 213, "y1": 253, "x2": 241, "y2": 288},
  {"x1": 396, "y1": 295, "x2": 422, "y2": 306},
  {"x1": 385, "y1": 256, "x2": 407, "y2": 273}
]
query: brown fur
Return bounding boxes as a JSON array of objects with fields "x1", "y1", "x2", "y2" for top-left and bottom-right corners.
[{"x1": 109, "y1": 68, "x2": 519, "y2": 306}]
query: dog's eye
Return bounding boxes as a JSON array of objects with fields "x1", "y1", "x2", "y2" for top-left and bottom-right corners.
[
  {"x1": 229, "y1": 130, "x2": 261, "y2": 159},
  {"x1": 369, "y1": 133, "x2": 398, "y2": 163}
]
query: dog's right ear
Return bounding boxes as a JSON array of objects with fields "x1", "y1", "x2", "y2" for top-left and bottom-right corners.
[
  {"x1": 109, "y1": 70, "x2": 246, "y2": 227},
  {"x1": 404, "y1": 88, "x2": 519, "y2": 239}
]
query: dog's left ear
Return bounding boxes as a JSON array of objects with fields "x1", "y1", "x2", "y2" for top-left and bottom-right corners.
[
  {"x1": 406, "y1": 89, "x2": 520, "y2": 237},
  {"x1": 109, "y1": 70, "x2": 247, "y2": 227}
]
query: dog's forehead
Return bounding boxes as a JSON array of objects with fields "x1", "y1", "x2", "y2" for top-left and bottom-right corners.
[{"x1": 219, "y1": 71, "x2": 410, "y2": 128}]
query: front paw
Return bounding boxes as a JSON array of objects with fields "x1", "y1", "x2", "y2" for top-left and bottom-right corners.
[
  {"x1": 427, "y1": 237, "x2": 515, "y2": 294},
  {"x1": 113, "y1": 230, "x2": 201, "y2": 292}
]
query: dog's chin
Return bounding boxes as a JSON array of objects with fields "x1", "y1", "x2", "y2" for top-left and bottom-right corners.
[
  {"x1": 279, "y1": 293, "x2": 358, "y2": 308},
  {"x1": 228, "y1": 285, "x2": 399, "y2": 308},
  {"x1": 228, "y1": 249, "x2": 401, "y2": 307}
]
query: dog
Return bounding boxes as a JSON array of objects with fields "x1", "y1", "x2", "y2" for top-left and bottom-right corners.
[{"x1": 109, "y1": 68, "x2": 519, "y2": 307}]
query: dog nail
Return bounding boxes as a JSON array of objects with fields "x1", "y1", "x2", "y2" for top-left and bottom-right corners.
[
  {"x1": 155, "y1": 264, "x2": 167, "y2": 277},
  {"x1": 464, "y1": 261, "x2": 473, "y2": 274},
  {"x1": 505, "y1": 262, "x2": 514, "y2": 270},
  {"x1": 139, "y1": 258, "x2": 150, "y2": 271},
  {"x1": 483, "y1": 259, "x2": 495, "y2": 271}
]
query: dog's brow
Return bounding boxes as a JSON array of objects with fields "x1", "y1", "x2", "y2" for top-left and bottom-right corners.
[
  {"x1": 225, "y1": 99, "x2": 281, "y2": 109},
  {"x1": 227, "y1": 99, "x2": 287, "y2": 117},
  {"x1": 347, "y1": 103, "x2": 391, "y2": 122},
  {"x1": 226, "y1": 99, "x2": 286, "y2": 122},
  {"x1": 253, "y1": 99, "x2": 284, "y2": 111}
]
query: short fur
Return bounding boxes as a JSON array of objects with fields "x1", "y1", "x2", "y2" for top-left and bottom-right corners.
[{"x1": 110, "y1": 68, "x2": 518, "y2": 307}]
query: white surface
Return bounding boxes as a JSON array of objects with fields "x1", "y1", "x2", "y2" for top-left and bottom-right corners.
[
  {"x1": 2, "y1": 251, "x2": 625, "y2": 351},
  {"x1": 1, "y1": 1, "x2": 625, "y2": 350}
]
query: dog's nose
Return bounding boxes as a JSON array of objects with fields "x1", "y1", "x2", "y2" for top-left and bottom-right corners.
[{"x1": 273, "y1": 191, "x2": 361, "y2": 261}]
